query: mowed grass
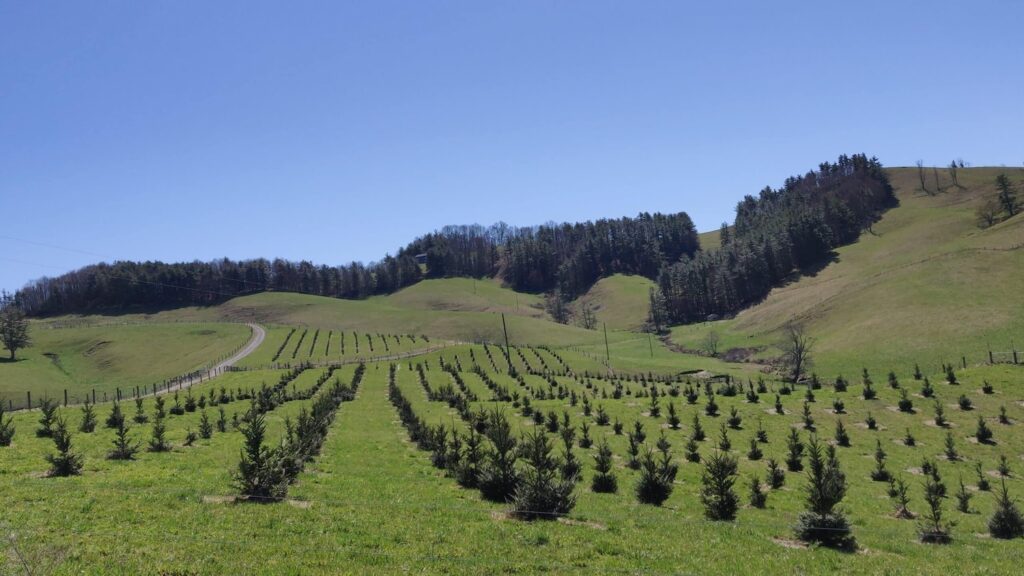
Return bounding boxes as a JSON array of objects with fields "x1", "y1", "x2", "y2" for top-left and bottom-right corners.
[
  {"x1": 379, "y1": 277, "x2": 547, "y2": 319},
  {"x1": 0, "y1": 322, "x2": 251, "y2": 407},
  {"x1": 3, "y1": 345, "x2": 1023, "y2": 574},
  {"x1": 671, "y1": 167, "x2": 1024, "y2": 377}
]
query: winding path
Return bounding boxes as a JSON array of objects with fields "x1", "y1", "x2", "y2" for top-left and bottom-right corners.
[{"x1": 164, "y1": 322, "x2": 265, "y2": 393}]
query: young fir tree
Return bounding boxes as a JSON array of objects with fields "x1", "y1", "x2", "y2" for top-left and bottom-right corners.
[
  {"x1": 834, "y1": 419, "x2": 850, "y2": 447},
  {"x1": 903, "y1": 427, "x2": 917, "y2": 447},
  {"x1": 801, "y1": 402, "x2": 814, "y2": 430},
  {"x1": 918, "y1": 467, "x2": 953, "y2": 544},
  {"x1": 921, "y1": 378, "x2": 934, "y2": 398},
  {"x1": 755, "y1": 419, "x2": 768, "y2": 443},
  {"x1": 478, "y1": 409, "x2": 520, "y2": 502},
  {"x1": 107, "y1": 418, "x2": 139, "y2": 460},
  {"x1": 898, "y1": 389, "x2": 914, "y2": 413},
  {"x1": 988, "y1": 479, "x2": 1024, "y2": 539},
  {"x1": 666, "y1": 402, "x2": 680, "y2": 430},
  {"x1": 105, "y1": 401, "x2": 125, "y2": 430},
  {"x1": 727, "y1": 406, "x2": 742, "y2": 429},
  {"x1": 626, "y1": 433, "x2": 642, "y2": 470},
  {"x1": 79, "y1": 400, "x2": 97, "y2": 433},
  {"x1": 888, "y1": 371, "x2": 899, "y2": 389},
  {"x1": 684, "y1": 435, "x2": 701, "y2": 463},
  {"x1": 976, "y1": 416, "x2": 994, "y2": 444},
  {"x1": 234, "y1": 410, "x2": 287, "y2": 501},
  {"x1": 865, "y1": 412, "x2": 877, "y2": 430},
  {"x1": 0, "y1": 404, "x2": 15, "y2": 446},
  {"x1": 871, "y1": 440, "x2": 891, "y2": 482},
  {"x1": 998, "y1": 405, "x2": 1010, "y2": 425},
  {"x1": 749, "y1": 474, "x2": 767, "y2": 509},
  {"x1": 704, "y1": 393, "x2": 719, "y2": 417},
  {"x1": 955, "y1": 476, "x2": 973, "y2": 514},
  {"x1": 933, "y1": 400, "x2": 947, "y2": 427},
  {"x1": 133, "y1": 397, "x2": 149, "y2": 424},
  {"x1": 747, "y1": 437, "x2": 763, "y2": 461},
  {"x1": 632, "y1": 420, "x2": 646, "y2": 443},
  {"x1": 559, "y1": 426, "x2": 580, "y2": 482},
  {"x1": 794, "y1": 435, "x2": 854, "y2": 549},
  {"x1": 45, "y1": 417, "x2": 83, "y2": 477},
  {"x1": 147, "y1": 414, "x2": 170, "y2": 453},
  {"x1": 36, "y1": 397, "x2": 57, "y2": 438},
  {"x1": 635, "y1": 436, "x2": 678, "y2": 506},
  {"x1": 785, "y1": 428, "x2": 804, "y2": 472},
  {"x1": 700, "y1": 450, "x2": 739, "y2": 521},
  {"x1": 998, "y1": 454, "x2": 1012, "y2": 477},
  {"x1": 511, "y1": 428, "x2": 576, "y2": 520},
  {"x1": 216, "y1": 406, "x2": 227, "y2": 433},
  {"x1": 944, "y1": 431, "x2": 958, "y2": 461},
  {"x1": 691, "y1": 413, "x2": 705, "y2": 441},
  {"x1": 774, "y1": 394, "x2": 785, "y2": 415},
  {"x1": 456, "y1": 427, "x2": 484, "y2": 489},
  {"x1": 199, "y1": 410, "x2": 214, "y2": 439},
  {"x1": 578, "y1": 420, "x2": 592, "y2": 449},
  {"x1": 591, "y1": 439, "x2": 617, "y2": 494},
  {"x1": 766, "y1": 458, "x2": 785, "y2": 489},
  {"x1": 717, "y1": 422, "x2": 731, "y2": 452},
  {"x1": 976, "y1": 462, "x2": 991, "y2": 492},
  {"x1": 890, "y1": 475, "x2": 914, "y2": 519},
  {"x1": 153, "y1": 395, "x2": 166, "y2": 420},
  {"x1": 958, "y1": 394, "x2": 973, "y2": 411}
]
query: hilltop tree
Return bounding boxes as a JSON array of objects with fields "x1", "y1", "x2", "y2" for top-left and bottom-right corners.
[
  {"x1": 0, "y1": 291, "x2": 31, "y2": 360},
  {"x1": 916, "y1": 160, "x2": 929, "y2": 194}
]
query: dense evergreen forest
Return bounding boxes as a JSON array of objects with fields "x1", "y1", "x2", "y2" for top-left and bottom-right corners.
[{"x1": 16, "y1": 154, "x2": 892, "y2": 324}]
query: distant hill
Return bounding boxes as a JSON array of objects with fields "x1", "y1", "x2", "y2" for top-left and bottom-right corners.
[{"x1": 670, "y1": 166, "x2": 1024, "y2": 376}]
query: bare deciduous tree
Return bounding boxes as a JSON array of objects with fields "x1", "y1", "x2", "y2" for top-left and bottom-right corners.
[
  {"x1": 703, "y1": 330, "x2": 721, "y2": 357},
  {"x1": 780, "y1": 324, "x2": 813, "y2": 383},
  {"x1": 916, "y1": 160, "x2": 929, "y2": 194}
]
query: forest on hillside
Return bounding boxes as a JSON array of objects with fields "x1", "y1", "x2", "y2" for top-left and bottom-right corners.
[{"x1": 16, "y1": 154, "x2": 893, "y2": 322}]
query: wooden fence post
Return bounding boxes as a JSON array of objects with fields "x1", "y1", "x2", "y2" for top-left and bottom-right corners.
[
  {"x1": 26, "y1": 391, "x2": 31, "y2": 410},
  {"x1": 64, "y1": 389, "x2": 68, "y2": 406}
]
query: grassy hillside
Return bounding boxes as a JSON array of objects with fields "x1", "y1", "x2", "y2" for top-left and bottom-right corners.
[
  {"x1": 671, "y1": 167, "x2": 1024, "y2": 378},
  {"x1": 572, "y1": 274, "x2": 655, "y2": 331},
  {"x1": 0, "y1": 322, "x2": 251, "y2": 406},
  {"x1": 378, "y1": 277, "x2": 547, "y2": 319}
]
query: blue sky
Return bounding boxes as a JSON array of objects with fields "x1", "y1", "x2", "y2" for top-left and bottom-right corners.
[{"x1": 2, "y1": 1, "x2": 1022, "y2": 292}]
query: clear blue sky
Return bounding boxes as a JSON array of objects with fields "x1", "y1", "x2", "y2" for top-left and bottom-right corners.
[{"x1": 2, "y1": 1, "x2": 1022, "y2": 292}]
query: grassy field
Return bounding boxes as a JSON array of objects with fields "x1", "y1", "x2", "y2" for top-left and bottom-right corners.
[
  {"x1": 671, "y1": 167, "x2": 1024, "y2": 378},
  {"x1": 2, "y1": 340, "x2": 1023, "y2": 574},
  {"x1": 0, "y1": 322, "x2": 251, "y2": 408},
  {"x1": 573, "y1": 274, "x2": 655, "y2": 331}
]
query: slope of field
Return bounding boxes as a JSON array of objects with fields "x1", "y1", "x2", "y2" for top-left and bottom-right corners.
[
  {"x1": 379, "y1": 277, "x2": 547, "y2": 319},
  {"x1": 0, "y1": 322, "x2": 251, "y2": 405},
  {"x1": 671, "y1": 167, "x2": 1024, "y2": 377},
  {"x1": 573, "y1": 274, "x2": 655, "y2": 331}
]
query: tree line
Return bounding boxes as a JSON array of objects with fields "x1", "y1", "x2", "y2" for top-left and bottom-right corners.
[{"x1": 16, "y1": 154, "x2": 891, "y2": 322}]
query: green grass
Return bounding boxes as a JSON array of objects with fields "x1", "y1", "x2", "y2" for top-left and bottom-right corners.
[
  {"x1": 573, "y1": 274, "x2": 655, "y2": 331},
  {"x1": 671, "y1": 167, "x2": 1024, "y2": 378},
  {"x1": 0, "y1": 322, "x2": 251, "y2": 407},
  {"x1": 3, "y1": 352, "x2": 1023, "y2": 574},
  {"x1": 380, "y1": 277, "x2": 547, "y2": 319}
]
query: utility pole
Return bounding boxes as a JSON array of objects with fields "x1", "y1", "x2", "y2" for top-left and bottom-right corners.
[
  {"x1": 603, "y1": 322, "x2": 611, "y2": 366},
  {"x1": 648, "y1": 333, "x2": 654, "y2": 358},
  {"x1": 501, "y1": 313, "x2": 513, "y2": 374}
]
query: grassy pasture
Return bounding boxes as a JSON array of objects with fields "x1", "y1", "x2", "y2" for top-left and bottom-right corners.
[{"x1": 0, "y1": 322, "x2": 251, "y2": 408}]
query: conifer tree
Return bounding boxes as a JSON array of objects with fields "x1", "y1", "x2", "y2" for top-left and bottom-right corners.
[
  {"x1": 976, "y1": 461, "x2": 991, "y2": 491},
  {"x1": 478, "y1": 409, "x2": 520, "y2": 502},
  {"x1": 666, "y1": 402, "x2": 680, "y2": 430},
  {"x1": 0, "y1": 404, "x2": 15, "y2": 446},
  {"x1": 217, "y1": 406, "x2": 227, "y2": 433},
  {"x1": 107, "y1": 419, "x2": 139, "y2": 460},
  {"x1": 700, "y1": 450, "x2": 739, "y2": 520},
  {"x1": 626, "y1": 433, "x2": 642, "y2": 470},
  {"x1": 903, "y1": 427, "x2": 916, "y2": 446},
  {"x1": 898, "y1": 389, "x2": 914, "y2": 412},
  {"x1": 943, "y1": 431, "x2": 958, "y2": 461},
  {"x1": 865, "y1": 412, "x2": 877, "y2": 430},
  {"x1": 834, "y1": 419, "x2": 850, "y2": 447},
  {"x1": 794, "y1": 435, "x2": 853, "y2": 548},
  {"x1": 684, "y1": 435, "x2": 701, "y2": 463},
  {"x1": 45, "y1": 417, "x2": 83, "y2": 477},
  {"x1": 955, "y1": 476, "x2": 973, "y2": 514},
  {"x1": 767, "y1": 458, "x2": 785, "y2": 489},
  {"x1": 79, "y1": 399, "x2": 97, "y2": 433},
  {"x1": 106, "y1": 401, "x2": 125, "y2": 430},
  {"x1": 636, "y1": 436, "x2": 678, "y2": 506},
  {"x1": 36, "y1": 397, "x2": 57, "y2": 438},
  {"x1": 989, "y1": 479, "x2": 1024, "y2": 539},
  {"x1": 890, "y1": 475, "x2": 913, "y2": 519},
  {"x1": 133, "y1": 398, "x2": 149, "y2": 424},
  {"x1": 456, "y1": 427, "x2": 484, "y2": 488},
  {"x1": 801, "y1": 402, "x2": 814, "y2": 430},
  {"x1": 749, "y1": 474, "x2": 767, "y2": 508},
  {"x1": 918, "y1": 468, "x2": 953, "y2": 544},
  {"x1": 511, "y1": 428, "x2": 576, "y2": 520},
  {"x1": 234, "y1": 410, "x2": 287, "y2": 500},
  {"x1": 746, "y1": 437, "x2": 762, "y2": 461},
  {"x1": 148, "y1": 414, "x2": 170, "y2": 453},
  {"x1": 871, "y1": 440, "x2": 890, "y2": 482},
  {"x1": 691, "y1": 413, "x2": 705, "y2": 441},
  {"x1": 199, "y1": 410, "x2": 214, "y2": 439},
  {"x1": 559, "y1": 426, "x2": 580, "y2": 482},
  {"x1": 591, "y1": 439, "x2": 617, "y2": 494},
  {"x1": 921, "y1": 377, "x2": 934, "y2": 398},
  {"x1": 786, "y1": 428, "x2": 804, "y2": 472},
  {"x1": 933, "y1": 400, "x2": 946, "y2": 427}
]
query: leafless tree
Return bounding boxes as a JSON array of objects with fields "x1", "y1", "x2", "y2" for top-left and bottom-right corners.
[
  {"x1": 976, "y1": 197, "x2": 1002, "y2": 228},
  {"x1": 780, "y1": 324, "x2": 813, "y2": 383},
  {"x1": 578, "y1": 301, "x2": 598, "y2": 330},
  {"x1": 703, "y1": 330, "x2": 721, "y2": 357},
  {"x1": 948, "y1": 160, "x2": 960, "y2": 188},
  {"x1": 916, "y1": 161, "x2": 930, "y2": 195}
]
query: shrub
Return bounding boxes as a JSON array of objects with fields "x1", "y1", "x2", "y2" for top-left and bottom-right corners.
[
  {"x1": 591, "y1": 440, "x2": 617, "y2": 494},
  {"x1": 36, "y1": 397, "x2": 57, "y2": 438},
  {"x1": 635, "y1": 437, "x2": 678, "y2": 506},
  {"x1": 958, "y1": 395, "x2": 973, "y2": 411},
  {"x1": 989, "y1": 479, "x2": 1024, "y2": 539},
  {"x1": 45, "y1": 417, "x2": 83, "y2": 477},
  {"x1": 794, "y1": 437, "x2": 854, "y2": 548},
  {"x1": 511, "y1": 428, "x2": 576, "y2": 520},
  {"x1": 107, "y1": 419, "x2": 139, "y2": 460},
  {"x1": 898, "y1": 389, "x2": 914, "y2": 413},
  {"x1": 700, "y1": 451, "x2": 739, "y2": 520},
  {"x1": 865, "y1": 412, "x2": 877, "y2": 430},
  {"x1": 79, "y1": 400, "x2": 97, "y2": 433},
  {"x1": 921, "y1": 377, "x2": 934, "y2": 398}
]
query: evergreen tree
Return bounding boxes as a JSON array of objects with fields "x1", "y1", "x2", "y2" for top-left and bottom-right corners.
[
  {"x1": 785, "y1": 428, "x2": 804, "y2": 472},
  {"x1": 727, "y1": 406, "x2": 742, "y2": 429},
  {"x1": 955, "y1": 476, "x2": 973, "y2": 514},
  {"x1": 147, "y1": 414, "x2": 170, "y2": 453},
  {"x1": 635, "y1": 436, "x2": 678, "y2": 506},
  {"x1": 511, "y1": 428, "x2": 576, "y2": 520},
  {"x1": 107, "y1": 419, "x2": 139, "y2": 460},
  {"x1": 77, "y1": 400, "x2": 96, "y2": 433},
  {"x1": 749, "y1": 474, "x2": 767, "y2": 509},
  {"x1": 834, "y1": 419, "x2": 850, "y2": 447},
  {"x1": 976, "y1": 462, "x2": 991, "y2": 492},
  {"x1": 767, "y1": 458, "x2": 785, "y2": 489},
  {"x1": 871, "y1": 440, "x2": 890, "y2": 482},
  {"x1": 45, "y1": 417, "x2": 83, "y2": 477},
  {"x1": 455, "y1": 428, "x2": 484, "y2": 488},
  {"x1": 890, "y1": 475, "x2": 913, "y2": 519},
  {"x1": 105, "y1": 400, "x2": 125, "y2": 430},
  {"x1": 0, "y1": 404, "x2": 15, "y2": 446},
  {"x1": 478, "y1": 409, "x2": 520, "y2": 502},
  {"x1": 794, "y1": 436, "x2": 854, "y2": 548},
  {"x1": 989, "y1": 479, "x2": 1024, "y2": 539},
  {"x1": 995, "y1": 173, "x2": 1020, "y2": 218},
  {"x1": 691, "y1": 413, "x2": 705, "y2": 441},
  {"x1": 36, "y1": 397, "x2": 57, "y2": 438},
  {"x1": 746, "y1": 437, "x2": 763, "y2": 461},
  {"x1": 591, "y1": 439, "x2": 618, "y2": 494},
  {"x1": 918, "y1": 468, "x2": 953, "y2": 544},
  {"x1": 133, "y1": 398, "x2": 149, "y2": 424},
  {"x1": 233, "y1": 410, "x2": 287, "y2": 500},
  {"x1": 666, "y1": 402, "x2": 680, "y2": 430},
  {"x1": 898, "y1": 388, "x2": 914, "y2": 412},
  {"x1": 684, "y1": 435, "x2": 701, "y2": 463},
  {"x1": 199, "y1": 410, "x2": 214, "y2": 439},
  {"x1": 700, "y1": 450, "x2": 739, "y2": 520},
  {"x1": 216, "y1": 406, "x2": 227, "y2": 433}
]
